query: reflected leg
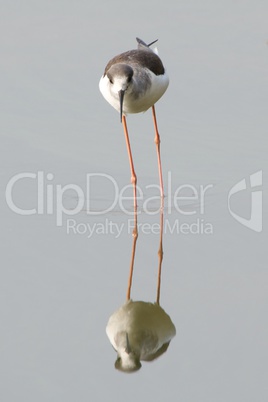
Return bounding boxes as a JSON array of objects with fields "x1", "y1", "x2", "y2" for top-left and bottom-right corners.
[
  {"x1": 126, "y1": 208, "x2": 138, "y2": 300},
  {"x1": 156, "y1": 208, "x2": 164, "y2": 305}
]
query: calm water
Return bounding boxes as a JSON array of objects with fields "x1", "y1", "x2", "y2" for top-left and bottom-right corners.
[{"x1": 1, "y1": 1, "x2": 268, "y2": 401}]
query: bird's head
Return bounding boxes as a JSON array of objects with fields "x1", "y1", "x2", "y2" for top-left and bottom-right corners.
[
  {"x1": 114, "y1": 333, "x2": 142, "y2": 373},
  {"x1": 106, "y1": 64, "x2": 134, "y2": 122}
]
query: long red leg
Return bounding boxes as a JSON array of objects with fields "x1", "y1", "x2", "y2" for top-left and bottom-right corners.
[
  {"x1": 152, "y1": 105, "x2": 164, "y2": 206},
  {"x1": 122, "y1": 115, "x2": 137, "y2": 211}
]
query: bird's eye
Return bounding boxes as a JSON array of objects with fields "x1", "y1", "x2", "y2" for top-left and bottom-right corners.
[{"x1": 109, "y1": 78, "x2": 113, "y2": 84}]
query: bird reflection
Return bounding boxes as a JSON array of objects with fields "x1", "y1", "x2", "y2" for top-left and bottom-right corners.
[{"x1": 106, "y1": 208, "x2": 176, "y2": 372}]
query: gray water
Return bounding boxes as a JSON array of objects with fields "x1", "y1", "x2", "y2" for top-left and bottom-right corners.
[{"x1": 1, "y1": 1, "x2": 268, "y2": 401}]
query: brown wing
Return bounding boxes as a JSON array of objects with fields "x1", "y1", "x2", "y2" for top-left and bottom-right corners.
[
  {"x1": 103, "y1": 50, "x2": 165, "y2": 76},
  {"x1": 141, "y1": 341, "x2": 171, "y2": 362}
]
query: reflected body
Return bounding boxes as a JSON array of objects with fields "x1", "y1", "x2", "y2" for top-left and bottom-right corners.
[{"x1": 106, "y1": 300, "x2": 176, "y2": 372}]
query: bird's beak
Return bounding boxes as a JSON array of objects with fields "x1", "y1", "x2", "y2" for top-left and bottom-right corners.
[
  {"x1": 125, "y1": 333, "x2": 131, "y2": 354},
  {"x1": 118, "y1": 89, "x2": 125, "y2": 123}
]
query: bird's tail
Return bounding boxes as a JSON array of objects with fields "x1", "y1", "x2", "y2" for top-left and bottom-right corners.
[{"x1": 136, "y1": 37, "x2": 159, "y2": 54}]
